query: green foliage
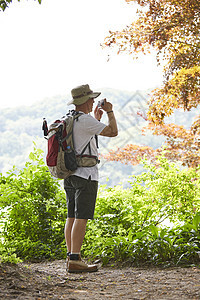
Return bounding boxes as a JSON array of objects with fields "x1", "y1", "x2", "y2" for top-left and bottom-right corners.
[
  {"x1": 0, "y1": 0, "x2": 42, "y2": 12},
  {"x1": 0, "y1": 149, "x2": 199, "y2": 266},
  {"x1": 83, "y1": 156, "x2": 200, "y2": 266},
  {"x1": 0, "y1": 145, "x2": 67, "y2": 261},
  {"x1": 0, "y1": 241, "x2": 22, "y2": 264}
]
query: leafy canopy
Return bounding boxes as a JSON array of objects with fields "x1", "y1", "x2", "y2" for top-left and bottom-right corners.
[
  {"x1": 0, "y1": 0, "x2": 42, "y2": 11},
  {"x1": 103, "y1": 0, "x2": 200, "y2": 167}
]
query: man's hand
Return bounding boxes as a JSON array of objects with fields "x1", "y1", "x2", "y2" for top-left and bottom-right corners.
[
  {"x1": 94, "y1": 105, "x2": 103, "y2": 121},
  {"x1": 101, "y1": 99, "x2": 113, "y2": 112},
  {"x1": 98, "y1": 99, "x2": 118, "y2": 137},
  {"x1": 94, "y1": 98, "x2": 113, "y2": 121}
]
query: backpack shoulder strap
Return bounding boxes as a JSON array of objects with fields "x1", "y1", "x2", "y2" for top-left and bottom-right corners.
[
  {"x1": 63, "y1": 111, "x2": 98, "y2": 158},
  {"x1": 61, "y1": 111, "x2": 83, "y2": 148}
]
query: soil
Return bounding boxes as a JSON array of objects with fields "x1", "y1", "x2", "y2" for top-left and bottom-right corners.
[{"x1": 0, "y1": 260, "x2": 200, "y2": 299}]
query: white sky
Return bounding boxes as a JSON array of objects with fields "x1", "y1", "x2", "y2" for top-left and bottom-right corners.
[{"x1": 0, "y1": 0, "x2": 163, "y2": 108}]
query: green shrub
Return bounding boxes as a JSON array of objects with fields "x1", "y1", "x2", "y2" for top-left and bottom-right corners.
[
  {"x1": 0, "y1": 149, "x2": 199, "y2": 266},
  {"x1": 83, "y1": 156, "x2": 200, "y2": 266},
  {"x1": 0, "y1": 145, "x2": 67, "y2": 261}
]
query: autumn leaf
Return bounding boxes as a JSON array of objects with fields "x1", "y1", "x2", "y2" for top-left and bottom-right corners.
[{"x1": 103, "y1": 0, "x2": 200, "y2": 168}]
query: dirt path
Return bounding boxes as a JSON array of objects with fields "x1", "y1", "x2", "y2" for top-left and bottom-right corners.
[{"x1": 0, "y1": 260, "x2": 200, "y2": 299}]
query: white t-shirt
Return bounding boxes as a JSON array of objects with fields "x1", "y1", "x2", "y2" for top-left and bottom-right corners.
[{"x1": 72, "y1": 112, "x2": 106, "y2": 181}]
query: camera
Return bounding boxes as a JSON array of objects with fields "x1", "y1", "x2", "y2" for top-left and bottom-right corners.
[{"x1": 97, "y1": 99, "x2": 105, "y2": 107}]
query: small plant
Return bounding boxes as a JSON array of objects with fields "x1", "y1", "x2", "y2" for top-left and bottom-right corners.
[{"x1": 0, "y1": 242, "x2": 22, "y2": 264}]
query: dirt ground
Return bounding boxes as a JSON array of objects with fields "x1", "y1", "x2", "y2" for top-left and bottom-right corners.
[{"x1": 0, "y1": 260, "x2": 200, "y2": 299}]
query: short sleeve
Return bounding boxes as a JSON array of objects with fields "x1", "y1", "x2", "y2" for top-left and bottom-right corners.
[{"x1": 83, "y1": 115, "x2": 106, "y2": 135}]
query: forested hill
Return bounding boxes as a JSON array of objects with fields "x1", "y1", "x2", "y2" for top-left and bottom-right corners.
[{"x1": 0, "y1": 88, "x2": 198, "y2": 187}]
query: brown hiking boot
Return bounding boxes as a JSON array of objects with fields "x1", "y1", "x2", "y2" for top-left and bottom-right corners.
[{"x1": 68, "y1": 259, "x2": 98, "y2": 273}]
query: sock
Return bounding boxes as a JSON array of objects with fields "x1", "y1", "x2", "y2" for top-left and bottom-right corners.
[{"x1": 70, "y1": 253, "x2": 80, "y2": 260}]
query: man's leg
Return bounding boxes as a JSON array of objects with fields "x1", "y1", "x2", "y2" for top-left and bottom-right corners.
[
  {"x1": 66, "y1": 176, "x2": 98, "y2": 273},
  {"x1": 71, "y1": 218, "x2": 88, "y2": 253},
  {"x1": 64, "y1": 218, "x2": 88, "y2": 253},
  {"x1": 68, "y1": 218, "x2": 98, "y2": 273},
  {"x1": 64, "y1": 217, "x2": 75, "y2": 253}
]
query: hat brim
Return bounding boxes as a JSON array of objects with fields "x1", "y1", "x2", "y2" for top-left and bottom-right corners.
[{"x1": 67, "y1": 92, "x2": 101, "y2": 105}]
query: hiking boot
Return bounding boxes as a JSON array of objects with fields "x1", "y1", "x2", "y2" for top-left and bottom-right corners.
[{"x1": 68, "y1": 259, "x2": 98, "y2": 273}]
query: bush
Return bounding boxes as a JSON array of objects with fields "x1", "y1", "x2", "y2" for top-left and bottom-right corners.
[
  {"x1": 0, "y1": 150, "x2": 199, "y2": 266},
  {"x1": 0, "y1": 145, "x2": 67, "y2": 261},
  {"x1": 83, "y1": 156, "x2": 200, "y2": 266}
]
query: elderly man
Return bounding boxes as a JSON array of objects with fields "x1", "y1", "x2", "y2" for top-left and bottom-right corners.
[{"x1": 64, "y1": 84, "x2": 118, "y2": 273}]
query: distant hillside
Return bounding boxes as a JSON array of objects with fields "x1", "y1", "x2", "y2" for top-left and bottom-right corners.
[{"x1": 0, "y1": 88, "x2": 198, "y2": 186}]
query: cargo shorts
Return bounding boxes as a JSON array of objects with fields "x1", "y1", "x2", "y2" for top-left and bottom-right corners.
[{"x1": 64, "y1": 175, "x2": 98, "y2": 220}]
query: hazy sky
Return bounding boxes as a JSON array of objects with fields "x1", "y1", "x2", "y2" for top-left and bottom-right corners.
[{"x1": 0, "y1": 0, "x2": 163, "y2": 108}]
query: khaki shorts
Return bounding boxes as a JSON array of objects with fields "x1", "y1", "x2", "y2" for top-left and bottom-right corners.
[{"x1": 64, "y1": 175, "x2": 98, "y2": 220}]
